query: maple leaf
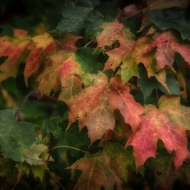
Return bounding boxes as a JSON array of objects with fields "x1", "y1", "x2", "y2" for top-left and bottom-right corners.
[
  {"x1": 147, "y1": 149, "x2": 178, "y2": 190},
  {"x1": 144, "y1": 32, "x2": 190, "y2": 70},
  {"x1": 0, "y1": 29, "x2": 31, "y2": 82},
  {"x1": 0, "y1": 109, "x2": 47, "y2": 164},
  {"x1": 158, "y1": 95, "x2": 190, "y2": 129},
  {"x1": 58, "y1": 57, "x2": 83, "y2": 104},
  {"x1": 120, "y1": 54, "x2": 139, "y2": 84},
  {"x1": 177, "y1": 160, "x2": 190, "y2": 186},
  {"x1": 67, "y1": 73, "x2": 144, "y2": 143},
  {"x1": 24, "y1": 33, "x2": 55, "y2": 85},
  {"x1": 54, "y1": 123, "x2": 89, "y2": 159},
  {"x1": 67, "y1": 72, "x2": 115, "y2": 143},
  {"x1": 118, "y1": 35, "x2": 168, "y2": 91},
  {"x1": 37, "y1": 50, "x2": 83, "y2": 104},
  {"x1": 109, "y1": 77, "x2": 144, "y2": 132},
  {"x1": 97, "y1": 22, "x2": 124, "y2": 48},
  {"x1": 120, "y1": 31, "x2": 190, "y2": 94},
  {"x1": 30, "y1": 164, "x2": 47, "y2": 181},
  {"x1": 0, "y1": 30, "x2": 56, "y2": 86},
  {"x1": 68, "y1": 153, "x2": 122, "y2": 190},
  {"x1": 22, "y1": 144, "x2": 47, "y2": 165},
  {"x1": 126, "y1": 95, "x2": 190, "y2": 170},
  {"x1": 97, "y1": 22, "x2": 135, "y2": 74},
  {"x1": 56, "y1": 33, "x2": 83, "y2": 51},
  {"x1": 103, "y1": 142, "x2": 135, "y2": 182}
]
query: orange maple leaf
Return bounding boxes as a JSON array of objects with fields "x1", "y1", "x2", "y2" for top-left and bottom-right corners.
[
  {"x1": 37, "y1": 50, "x2": 83, "y2": 104},
  {"x1": 0, "y1": 29, "x2": 31, "y2": 82},
  {"x1": 24, "y1": 33, "x2": 55, "y2": 85}
]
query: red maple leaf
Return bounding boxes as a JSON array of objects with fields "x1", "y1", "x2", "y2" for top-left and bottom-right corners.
[
  {"x1": 109, "y1": 77, "x2": 144, "y2": 132},
  {"x1": 127, "y1": 95, "x2": 190, "y2": 170},
  {"x1": 67, "y1": 74, "x2": 144, "y2": 143},
  {"x1": 67, "y1": 72, "x2": 115, "y2": 143}
]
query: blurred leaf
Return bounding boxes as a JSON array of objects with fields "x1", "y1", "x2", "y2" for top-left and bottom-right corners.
[
  {"x1": 55, "y1": 123, "x2": 89, "y2": 159},
  {"x1": 103, "y1": 142, "x2": 135, "y2": 182},
  {"x1": 68, "y1": 153, "x2": 122, "y2": 190},
  {"x1": 149, "y1": 10, "x2": 190, "y2": 40},
  {"x1": 56, "y1": 4, "x2": 94, "y2": 35},
  {"x1": 0, "y1": 109, "x2": 47, "y2": 164}
]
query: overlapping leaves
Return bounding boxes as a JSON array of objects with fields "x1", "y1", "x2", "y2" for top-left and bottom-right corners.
[{"x1": 1, "y1": 2, "x2": 190, "y2": 189}]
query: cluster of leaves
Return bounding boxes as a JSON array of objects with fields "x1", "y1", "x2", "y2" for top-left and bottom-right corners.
[{"x1": 1, "y1": 0, "x2": 190, "y2": 189}]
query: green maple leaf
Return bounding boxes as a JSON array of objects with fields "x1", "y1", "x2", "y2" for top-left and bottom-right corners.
[
  {"x1": 41, "y1": 116, "x2": 63, "y2": 139},
  {"x1": 68, "y1": 153, "x2": 122, "y2": 190},
  {"x1": 147, "y1": 149, "x2": 177, "y2": 190},
  {"x1": 149, "y1": 10, "x2": 190, "y2": 40},
  {"x1": 177, "y1": 159, "x2": 190, "y2": 186},
  {"x1": 30, "y1": 164, "x2": 47, "y2": 181},
  {"x1": 153, "y1": 150, "x2": 177, "y2": 190},
  {"x1": 137, "y1": 64, "x2": 180, "y2": 103},
  {"x1": 0, "y1": 158, "x2": 17, "y2": 178},
  {"x1": 56, "y1": 6, "x2": 92, "y2": 35},
  {"x1": 0, "y1": 109, "x2": 47, "y2": 164},
  {"x1": 75, "y1": 47, "x2": 103, "y2": 74},
  {"x1": 55, "y1": 123, "x2": 90, "y2": 159}
]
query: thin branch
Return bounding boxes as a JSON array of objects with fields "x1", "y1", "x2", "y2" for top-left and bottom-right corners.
[
  {"x1": 53, "y1": 146, "x2": 88, "y2": 154},
  {"x1": 47, "y1": 171, "x2": 66, "y2": 190},
  {"x1": 12, "y1": 172, "x2": 25, "y2": 190},
  {"x1": 30, "y1": 94, "x2": 58, "y2": 104},
  {"x1": 15, "y1": 90, "x2": 41, "y2": 121},
  {"x1": 124, "y1": 7, "x2": 149, "y2": 20},
  {"x1": 84, "y1": 40, "x2": 93, "y2": 47}
]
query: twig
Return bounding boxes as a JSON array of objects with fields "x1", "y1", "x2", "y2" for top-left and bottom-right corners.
[
  {"x1": 12, "y1": 172, "x2": 25, "y2": 190},
  {"x1": 30, "y1": 94, "x2": 58, "y2": 104},
  {"x1": 15, "y1": 90, "x2": 41, "y2": 121},
  {"x1": 53, "y1": 145, "x2": 88, "y2": 154},
  {"x1": 47, "y1": 170, "x2": 66, "y2": 190}
]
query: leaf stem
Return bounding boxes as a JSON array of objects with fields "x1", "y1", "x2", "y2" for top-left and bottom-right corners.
[
  {"x1": 84, "y1": 40, "x2": 93, "y2": 47},
  {"x1": 53, "y1": 146, "x2": 88, "y2": 154}
]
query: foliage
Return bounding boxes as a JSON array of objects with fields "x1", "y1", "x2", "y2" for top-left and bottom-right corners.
[{"x1": 1, "y1": 0, "x2": 190, "y2": 189}]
